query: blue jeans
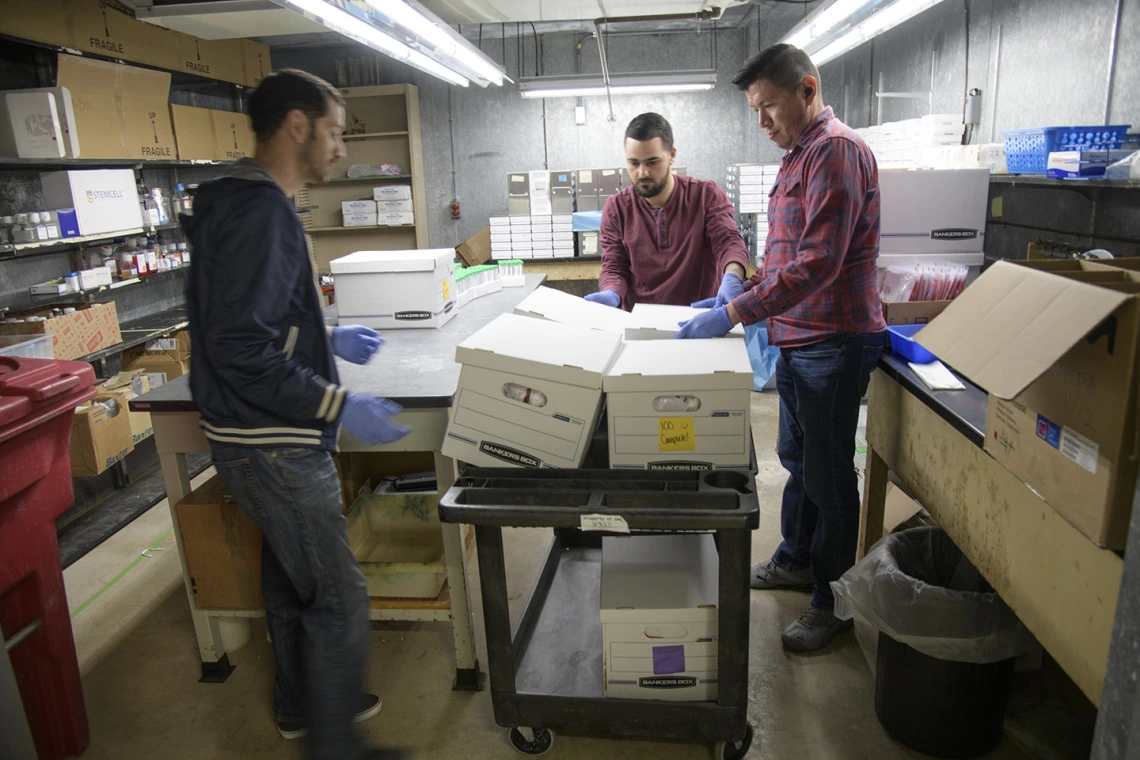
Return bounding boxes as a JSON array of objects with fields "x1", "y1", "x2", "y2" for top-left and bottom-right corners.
[
  {"x1": 211, "y1": 445, "x2": 371, "y2": 760},
  {"x1": 770, "y1": 332, "x2": 885, "y2": 610}
]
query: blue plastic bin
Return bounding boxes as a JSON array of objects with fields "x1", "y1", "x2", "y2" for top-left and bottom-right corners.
[
  {"x1": 887, "y1": 324, "x2": 937, "y2": 364},
  {"x1": 1002, "y1": 125, "x2": 1131, "y2": 175}
]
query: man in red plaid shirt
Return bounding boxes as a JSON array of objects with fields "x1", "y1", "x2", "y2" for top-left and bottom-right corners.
[{"x1": 678, "y1": 44, "x2": 887, "y2": 652}]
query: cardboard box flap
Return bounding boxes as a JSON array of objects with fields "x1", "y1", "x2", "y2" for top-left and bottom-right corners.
[
  {"x1": 455, "y1": 313, "x2": 621, "y2": 389},
  {"x1": 513, "y1": 286, "x2": 630, "y2": 336},
  {"x1": 58, "y1": 54, "x2": 171, "y2": 99},
  {"x1": 627, "y1": 303, "x2": 746, "y2": 337},
  {"x1": 916, "y1": 261, "x2": 1130, "y2": 399},
  {"x1": 331, "y1": 249, "x2": 452, "y2": 275},
  {"x1": 604, "y1": 340, "x2": 754, "y2": 393}
]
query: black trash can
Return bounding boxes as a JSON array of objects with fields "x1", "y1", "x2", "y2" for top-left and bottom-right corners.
[{"x1": 831, "y1": 527, "x2": 1036, "y2": 760}]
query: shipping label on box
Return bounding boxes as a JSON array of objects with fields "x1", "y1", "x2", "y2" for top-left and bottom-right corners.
[
  {"x1": 442, "y1": 314, "x2": 621, "y2": 469},
  {"x1": 331, "y1": 249, "x2": 456, "y2": 330},
  {"x1": 604, "y1": 340, "x2": 753, "y2": 470},
  {"x1": 601, "y1": 535, "x2": 719, "y2": 702},
  {"x1": 917, "y1": 261, "x2": 1140, "y2": 549}
]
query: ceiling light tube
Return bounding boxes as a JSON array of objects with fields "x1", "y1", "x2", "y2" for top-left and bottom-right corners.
[
  {"x1": 518, "y1": 70, "x2": 717, "y2": 99},
  {"x1": 271, "y1": 0, "x2": 469, "y2": 85},
  {"x1": 806, "y1": 0, "x2": 950, "y2": 65},
  {"x1": 782, "y1": 0, "x2": 877, "y2": 50},
  {"x1": 521, "y1": 83, "x2": 714, "y2": 99}
]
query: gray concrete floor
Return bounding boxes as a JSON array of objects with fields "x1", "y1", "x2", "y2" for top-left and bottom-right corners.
[{"x1": 66, "y1": 392, "x2": 1095, "y2": 760}]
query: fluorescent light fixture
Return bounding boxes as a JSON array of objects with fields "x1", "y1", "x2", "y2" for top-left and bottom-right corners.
[
  {"x1": 780, "y1": 0, "x2": 950, "y2": 66},
  {"x1": 518, "y1": 70, "x2": 717, "y2": 99},
  {"x1": 365, "y1": 0, "x2": 506, "y2": 86},
  {"x1": 270, "y1": 0, "x2": 470, "y2": 86}
]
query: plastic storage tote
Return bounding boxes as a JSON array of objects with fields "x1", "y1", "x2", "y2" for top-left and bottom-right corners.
[
  {"x1": 833, "y1": 527, "x2": 1038, "y2": 758},
  {"x1": 1002, "y1": 125, "x2": 1131, "y2": 174},
  {"x1": 886, "y1": 324, "x2": 937, "y2": 364},
  {"x1": 0, "y1": 334, "x2": 54, "y2": 360},
  {"x1": 0, "y1": 355, "x2": 97, "y2": 760}
]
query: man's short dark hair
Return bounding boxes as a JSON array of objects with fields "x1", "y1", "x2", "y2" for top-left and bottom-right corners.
[
  {"x1": 732, "y1": 44, "x2": 820, "y2": 94},
  {"x1": 249, "y1": 69, "x2": 345, "y2": 143},
  {"x1": 625, "y1": 112, "x2": 674, "y2": 150}
]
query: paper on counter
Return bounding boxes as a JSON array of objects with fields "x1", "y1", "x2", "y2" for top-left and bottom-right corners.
[{"x1": 909, "y1": 360, "x2": 965, "y2": 391}]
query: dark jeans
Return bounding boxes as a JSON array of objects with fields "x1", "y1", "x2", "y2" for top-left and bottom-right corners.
[
  {"x1": 211, "y1": 445, "x2": 370, "y2": 760},
  {"x1": 770, "y1": 332, "x2": 885, "y2": 610}
]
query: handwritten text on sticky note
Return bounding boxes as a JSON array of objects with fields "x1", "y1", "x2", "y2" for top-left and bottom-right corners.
[{"x1": 658, "y1": 417, "x2": 695, "y2": 451}]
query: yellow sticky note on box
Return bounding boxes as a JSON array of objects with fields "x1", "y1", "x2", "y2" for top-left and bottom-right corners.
[
  {"x1": 443, "y1": 278, "x2": 451, "y2": 301},
  {"x1": 658, "y1": 417, "x2": 695, "y2": 451}
]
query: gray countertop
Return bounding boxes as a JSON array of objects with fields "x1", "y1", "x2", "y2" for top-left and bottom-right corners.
[{"x1": 132, "y1": 274, "x2": 546, "y2": 412}]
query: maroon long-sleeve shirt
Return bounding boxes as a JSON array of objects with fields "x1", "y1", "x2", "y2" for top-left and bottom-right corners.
[{"x1": 598, "y1": 174, "x2": 749, "y2": 310}]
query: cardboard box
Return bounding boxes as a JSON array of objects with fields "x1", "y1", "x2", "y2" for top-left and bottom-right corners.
[
  {"x1": 377, "y1": 199, "x2": 413, "y2": 214},
  {"x1": 101, "y1": 370, "x2": 153, "y2": 445},
  {"x1": 342, "y1": 199, "x2": 378, "y2": 215},
  {"x1": 489, "y1": 216, "x2": 510, "y2": 227},
  {"x1": 241, "y1": 38, "x2": 272, "y2": 87},
  {"x1": 56, "y1": 55, "x2": 175, "y2": 160},
  {"x1": 881, "y1": 300, "x2": 952, "y2": 326},
  {"x1": 601, "y1": 534, "x2": 718, "y2": 701},
  {"x1": 170, "y1": 105, "x2": 254, "y2": 161},
  {"x1": 175, "y1": 34, "x2": 245, "y2": 84},
  {"x1": 379, "y1": 211, "x2": 415, "y2": 226},
  {"x1": 40, "y1": 169, "x2": 142, "y2": 236},
  {"x1": 878, "y1": 168, "x2": 988, "y2": 255},
  {"x1": 70, "y1": 392, "x2": 134, "y2": 477},
  {"x1": 343, "y1": 212, "x2": 378, "y2": 227},
  {"x1": 123, "y1": 330, "x2": 191, "y2": 382},
  {"x1": 624, "y1": 303, "x2": 746, "y2": 341},
  {"x1": 442, "y1": 313, "x2": 622, "y2": 469},
  {"x1": 456, "y1": 226, "x2": 492, "y2": 267},
  {"x1": 331, "y1": 249, "x2": 457, "y2": 329},
  {"x1": 176, "y1": 476, "x2": 265, "y2": 609},
  {"x1": 374, "y1": 184, "x2": 412, "y2": 201},
  {"x1": 514, "y1": 285, "x2": 630, "y2": 337},
  {"x1": 0, "y1": 91, "x2": 65, "y2": 158},
  {"x1": 0, "y1": 301, "x2": 121, "y2": 361},
  {"x1": 604, "y1": 340, "x2": 753, "y2": 470},
  {"x1": 917, "y1": 261, "x2": 1140, "y2": 549}
]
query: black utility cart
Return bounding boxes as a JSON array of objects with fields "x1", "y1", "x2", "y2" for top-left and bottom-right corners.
[{"x1": 438, "y1": 467, "x2": 759, "y2": 759}]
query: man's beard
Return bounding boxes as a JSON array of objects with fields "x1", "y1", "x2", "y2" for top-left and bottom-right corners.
[{"x1": 635, "y1": 177, "x2": 667, "y2": 198}]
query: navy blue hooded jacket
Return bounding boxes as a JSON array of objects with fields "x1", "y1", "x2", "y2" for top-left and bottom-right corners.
[{"x1": 184, "y1": 158, "x2": 345, "y2": 451}]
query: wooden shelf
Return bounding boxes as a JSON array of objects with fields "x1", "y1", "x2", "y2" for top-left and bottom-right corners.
[
  {"x1": 343, "y1": 131, "x2": 409, "y2": 141},
  {"x1": 0, "y1": 157, "x2": 229, "y2": 171},
  {"x1": 306, "y1": 224, "x2": 416, "y2": 233},
  {"x1": 322, "y1": 174, "x2": 413, "y2": 184}
]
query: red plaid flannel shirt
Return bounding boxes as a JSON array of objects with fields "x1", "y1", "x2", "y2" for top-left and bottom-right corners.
[{"x1": 730, "y1": 107, "x2": 886, "y2": 347}]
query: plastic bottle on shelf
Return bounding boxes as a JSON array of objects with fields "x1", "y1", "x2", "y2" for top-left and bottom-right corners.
[
  {"x1": 29, "y1": 212, "x2": 49, "y2": 242},
  {"x1": 133, "y1": 237, "x2": 150, "y2": 276},
  {"x1": 178, "y1": 242, "x2": 190, "y2": 265},
  {"x1": 41, "y1": 211, "x2": 59, "y2": 239},
  {"x1": 64, "y1": 272, "x2": 80, "y2": 292},
  {"x1": 11, "y1": 213, "x2": 32, "y2": 243},
  {"x1": 139, "y1": 181, "x2": 161, "y2": 228},
  {"x1": 176, "y1": 184, "x2": 193, "y2": 216},
  {"x1": 146, "y1": 236, "x2": 159, "y2": 274},
  {"x1": 151, "y1": 187, "x2": 171, "y2": 225}
]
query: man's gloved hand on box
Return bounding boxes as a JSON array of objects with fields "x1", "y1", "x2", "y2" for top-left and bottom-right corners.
[
  {"x1": 691, "y1": 272, "x2": 744, "y2": 309},
  {"x1": 584, "y1": 289, "x2": 621, "y2": 308},
  {"x1": 676, "y1": 306, "x2": 734, "y2": 340},
  {"x1": 332, "y1": 325, "x2": 384, "y2": 365},
  {"x1": 342, "y1": 394, "x2": 411, "y2": 445}
]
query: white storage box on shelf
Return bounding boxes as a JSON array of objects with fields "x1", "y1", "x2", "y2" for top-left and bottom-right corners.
[
  {"x1": 373, "y1": 184, "x2": 412, "y2": 201},
  {"x1": 604, "y1": 339, "x2": 753, "y2": 471},
  {"x1": 0, "y1": 91, "x2": 65, "y2": 158},
  {"x1": 40, "y1": 169, "x2": 142, "y2": 236},
  {"x1": 601, "y1": 533, "x2": 719, "y2": 701},
  {"x1": 513, "y1": 285, "x2": 631, "y2": 337},
  {"x1": 330, "y1": 249, "x2": 456, "y2": 329},
  {"x1": 624, "y1": 303, "x2": 746, "y2": 341},
  {"x1": 442, "y1": 313, "x2": 622, "y2": 469}
]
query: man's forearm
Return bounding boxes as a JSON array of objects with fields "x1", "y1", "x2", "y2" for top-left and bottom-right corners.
[
  {"x1": 724, "y1": 262, "x2": 746, "y2": 279},
  {"x1": 726, "y1": 301, "x2": 742, "y2": 325}
]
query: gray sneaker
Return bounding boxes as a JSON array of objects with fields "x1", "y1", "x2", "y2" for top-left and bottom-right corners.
[
  {"x1": 781, "y1": 605, "x2": 854, "y2": 652},
  {"x1": 750, "y1": 560, "x2": 813, "y2": 590}
]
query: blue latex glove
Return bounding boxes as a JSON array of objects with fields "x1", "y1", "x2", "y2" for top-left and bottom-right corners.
[
  {"x1": 692, "y1": 273, "x2": 744, "y2": 309},
  {"x1": 676, "y1": 306, "x2": 734, "y2": 339},
  {"x1": 584, "y1": 289, "x2": 621, "y2": 308},
  {"x1": 332, "y1": 325, "x2": 384, "y2": 365},
  {"x1": 341, "y1": 394, "x2": 411, "y2": 445}
]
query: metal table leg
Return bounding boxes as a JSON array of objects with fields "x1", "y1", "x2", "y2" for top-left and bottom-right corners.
[{"x1": 435, "y1": 452, "x2": 483, "y2": 691}]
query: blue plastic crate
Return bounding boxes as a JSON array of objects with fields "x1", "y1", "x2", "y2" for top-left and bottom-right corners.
[
  {"x1": 887, "y1": 324, "x2": 937, "y2": 365},
  {"x1": 1002, "y1": 125, "x2": 1131, "y2": 175}
]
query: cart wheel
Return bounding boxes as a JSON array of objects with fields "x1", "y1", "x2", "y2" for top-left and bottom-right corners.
[
  {"x1": 509, "y1": 727, "x2": 554, "y2": 756},
  {"x1": 713, "y1": 723, "x2": 754, "y2": 760}
]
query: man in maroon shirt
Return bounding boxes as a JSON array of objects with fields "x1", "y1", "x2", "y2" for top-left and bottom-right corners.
[
  {"x1": 677, "y1": 45, "x2": 886, "y2": 652},
  {"x1": 585, "y1": 113, "x2": 749, "y2": 309}
]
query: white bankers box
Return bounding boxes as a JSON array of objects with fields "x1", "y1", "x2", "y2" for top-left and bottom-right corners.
[
  {"x1": 878, "y1": 168, "x2": 989, "y2": 256},
  {"x1": 330, "y1": 249, "x2": 456, "y2": 329},
  {"x1": 604, "y1": 339, "x2": 753, "y2": 470},
  {"x1": 624, "y1": 303, "x2": 746, "y2": 341},
  {"x1": 601, "y1": 534, "x2": 719, "y2": 702},
  {"x1": 442, "y1": 313, "x2": 622, "y2": 469},
  {"x1": 513, "y1": 285, "x2": 631, "y2": 337}
]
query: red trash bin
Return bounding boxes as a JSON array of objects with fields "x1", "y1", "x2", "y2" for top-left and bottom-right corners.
[{"x1": 0, "y1": 355, "x2": 97, "y2": 760}]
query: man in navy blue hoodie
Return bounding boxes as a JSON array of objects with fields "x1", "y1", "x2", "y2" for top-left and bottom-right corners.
[{"x1": 185, "y1": 69, "x2": 409, "y2": 760}]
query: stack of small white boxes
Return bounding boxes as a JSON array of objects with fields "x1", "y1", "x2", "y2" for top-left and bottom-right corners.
[
  {"x1": 726, "y1": 163, "x2": 779, "y2": 262},
  {"x1": 855, "y1": 114, "x2": 965, "y2": 167},
  {"x1": 488, "y1": 214, "x2": 574, "y2": 260},
  {"x1": 341, "y1": 184, "x2": 414, "y2": 228},
  {"x1": 441, "y1": 287, "x2": 754, "y2": 703}
]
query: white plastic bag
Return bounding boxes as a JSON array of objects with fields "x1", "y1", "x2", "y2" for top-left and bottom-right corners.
[
  {"x1": 832, "y1": 527, "x2": 1038, "y2": 664},
  {"x1": 1105, "y1": 149, "x2": 1140, "y2": 180}
]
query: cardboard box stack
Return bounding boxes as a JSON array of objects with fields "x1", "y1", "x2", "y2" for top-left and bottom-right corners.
[
  {"x1": 373, "y1": 185, "x2": 414, "y2": 226},
  {"x1": 0, "y1": 302, "x2": 121, "y2": 361},
  {"x1": 917, "y1": 259, "x2": 1140, "y2": 550},
  {"x1": 330, "y1": 249, "x2": 457, "y2": 329},
  {"x1": 170, "y1": 105, "x2": 255, "y2": 161}
]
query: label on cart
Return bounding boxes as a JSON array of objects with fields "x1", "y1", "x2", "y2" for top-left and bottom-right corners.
[
  {"x1": 1060, "y1": 426, "x2": 1099, "y2": 474},
  {"x1": 580, "y1": 513, "x2": 630, "y2": 533}
]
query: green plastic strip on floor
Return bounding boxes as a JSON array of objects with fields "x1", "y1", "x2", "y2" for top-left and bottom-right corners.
[{"x1": 70, "y1": 528, "x2": 173, "y2": 620}]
